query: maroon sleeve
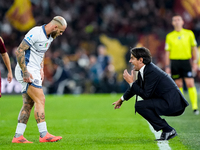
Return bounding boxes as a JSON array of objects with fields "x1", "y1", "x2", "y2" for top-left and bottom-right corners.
[{"x1": 0, "y1": 38, "x2": 7, "y2": 53}]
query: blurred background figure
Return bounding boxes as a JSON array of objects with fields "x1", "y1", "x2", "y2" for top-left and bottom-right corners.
[
  {"x1": 0, "y1": 37, "x2": 13, "y2": 83},
  {"x1": 87, "y1": 55, "x2": 103, "y2": 93},
  {"x1": 0, "y1": 36, "x2": 13, "y2": 97},
  {"x1": 97, "y1": 45, "x2": 111, "y2": 71},
  {"x1": 101, "y1": 64, "x2": 117, "y2": 93}
]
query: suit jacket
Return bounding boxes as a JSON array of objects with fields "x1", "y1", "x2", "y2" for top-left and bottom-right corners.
[{"x1": 123, "y1": 62, "x2": 189, "y2": 115}]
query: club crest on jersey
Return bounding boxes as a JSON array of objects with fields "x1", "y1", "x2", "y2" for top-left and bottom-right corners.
[
  {"x1": 33, "y1": 79, "x2": 39, "y2": 84},
  {"x1": 45, "y1": 43, "x2": 48, "y2": 48}
]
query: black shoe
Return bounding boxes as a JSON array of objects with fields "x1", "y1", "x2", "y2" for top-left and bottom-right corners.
[
  {"x1": 193, "y1": 109, "x2": 199, "y2": 115},
  {"x1": 156, "y1": 129, "x2": 177, "y2": 141}
]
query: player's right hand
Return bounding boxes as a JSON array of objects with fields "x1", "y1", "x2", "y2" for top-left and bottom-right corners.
[{"x1": 23, "y1": 71, "x2": 33, "y2": 83}]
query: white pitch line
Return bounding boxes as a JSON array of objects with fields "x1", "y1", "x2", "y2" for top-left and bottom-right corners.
[{"x1": 148, "y1": 123, "x2": 172, "y2": 150}]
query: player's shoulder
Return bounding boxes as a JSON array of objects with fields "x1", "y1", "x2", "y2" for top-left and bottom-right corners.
[
  {"x1": 27, "y1": 26, "x2": 43, "y2": 35},
  {"x1": 24, "y1": 26, "x2": 43, "y2": 43}
]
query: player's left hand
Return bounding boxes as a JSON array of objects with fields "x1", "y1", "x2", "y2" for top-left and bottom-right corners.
[
  {"x1": 112, "y1": 99, "x2": 123, "y2": 109},
  {"x1": 7, "y1": 72, "x2": 13, "y2": 83},
  {"x1": 123, "y1": 69, "x2": 134, "y2": 84}
]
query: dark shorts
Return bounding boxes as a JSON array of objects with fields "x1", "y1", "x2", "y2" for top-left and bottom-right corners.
[{"x1": 170, "y1": 59, "x2": 193, "y2": 80}]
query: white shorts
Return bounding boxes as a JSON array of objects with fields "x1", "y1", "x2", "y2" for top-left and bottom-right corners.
[{"x1": 15, "y1": 65, "x2": 42, "y2": 93}]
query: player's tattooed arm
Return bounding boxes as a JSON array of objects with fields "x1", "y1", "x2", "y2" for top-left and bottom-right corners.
[{"x1": 15, "y1": 40, "x2": 30, "y2": 77}]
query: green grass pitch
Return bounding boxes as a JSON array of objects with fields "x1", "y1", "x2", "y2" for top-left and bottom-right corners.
[{"x1": 0, "y1": 94, "x2": 199, "y2": 150}]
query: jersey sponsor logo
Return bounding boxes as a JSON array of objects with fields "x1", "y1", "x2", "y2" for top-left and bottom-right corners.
[
  {"x1": 35, "y1": 49, "x2": 46, "y2": 53},
  {"x1": 38, "y1": 43, "x2": 48, "y2": 48},
  {"x1": 33, "y1": 79, "x2": 39, "y2": 84}
]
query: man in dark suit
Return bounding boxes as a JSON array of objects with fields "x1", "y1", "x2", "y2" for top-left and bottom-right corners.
[{"x1": 113, "y1": 47, "x2": 189, "y2": 141}]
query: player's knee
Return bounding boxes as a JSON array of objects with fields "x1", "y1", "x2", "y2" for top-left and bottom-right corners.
[
  {"x1": 27, "y1": 103, "x2": 34, "y2": 110},
  {"x1": 35, "y1": 96, "x2": 45, "y2": 106},
  {"x1": 23, "y1": 101, "x2": 34, "y2": 110},
  {"x1": 175, "y1": 80, "x2": 183, "y2": 87},
  {"x1": 29, "y1": 100, "x2": 34, "y2": 108},
  {"x1": 186, "y1": 82, "x2": 194, "y2": 87},
  {"x1": 41, "y1": 96, "x2": 46, "y2": 106},
  {"x1": 185, "y1": 78, "x2": 194, "y2": 87}
]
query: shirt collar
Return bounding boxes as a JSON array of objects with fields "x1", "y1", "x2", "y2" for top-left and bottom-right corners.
[
  {"x1": 175, "y1": 28, "x2": 183, "y2": 33},
  {"x1": 42, "y1": 24, "x2": 49, "y2": 39},
  {"x1": 139, "y1": 65, "x2": 146, "y2": 79}
]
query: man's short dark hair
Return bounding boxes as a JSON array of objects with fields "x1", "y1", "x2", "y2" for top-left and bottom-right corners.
[{"x1": 130, "y1": 47, "x2": 152, "y2": 64}]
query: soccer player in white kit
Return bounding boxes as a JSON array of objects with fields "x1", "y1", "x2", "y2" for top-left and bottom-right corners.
[{"x1": 12, "y1": 16, "x2": 67, "y2": 143}]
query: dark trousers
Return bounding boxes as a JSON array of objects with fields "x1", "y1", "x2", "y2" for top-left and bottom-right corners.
[{"x1": 135, "y1": 99, "x2": 184, "y2": 131}]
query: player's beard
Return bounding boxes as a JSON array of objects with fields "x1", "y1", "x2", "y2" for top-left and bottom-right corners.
[{"x1": 51, "y1": 30, "x2": 58, "y2": 39}]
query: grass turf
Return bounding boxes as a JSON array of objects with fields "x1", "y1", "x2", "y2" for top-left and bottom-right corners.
[{"x1": 0, "y1": 94, "x2": 199, "y2": 150}]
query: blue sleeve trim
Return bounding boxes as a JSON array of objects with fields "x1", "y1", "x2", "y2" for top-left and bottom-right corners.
[
  {"x1": 23, "y1": 39, "x2": 32, "y2": 47},
  {"x1": 42, "y1": 24, "x2": 48, "y2": 39}
]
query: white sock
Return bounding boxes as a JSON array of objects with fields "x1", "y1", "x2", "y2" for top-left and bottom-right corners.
[
  {"x1": 15, "y1": 123, "x2": 26, "y2": 135},
  {"x1": 37, "y1": 121, "x2": 47, "y2": 133}
]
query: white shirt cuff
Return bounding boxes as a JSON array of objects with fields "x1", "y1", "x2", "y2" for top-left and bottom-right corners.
[
  {"x1": 129, "y1": 82, "x2": 133, "y2": 87},
  {"x1": 121, "y1": 96, "x2": 125, "y2": 101}
]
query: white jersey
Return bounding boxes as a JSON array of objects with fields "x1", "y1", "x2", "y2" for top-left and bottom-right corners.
[
  {"x1": 16, "y1": 25, "x2": 53, "y2": 71},
  {"x1": 15, "y1": 25, "x2": 54, "y2": 93}
]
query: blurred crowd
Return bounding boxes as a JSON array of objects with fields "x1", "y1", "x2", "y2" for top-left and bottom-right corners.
[{"x1": 1, "y1": 0, "x2": 200, "y2": 94}]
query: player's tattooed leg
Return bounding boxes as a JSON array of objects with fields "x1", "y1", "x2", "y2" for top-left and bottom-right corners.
[
  {"x1": 35, "y1": 112, "x2": 45, "y2": 123},
  {"x1": 18, "y1": 93, "x2": 34, "y2": 124}
]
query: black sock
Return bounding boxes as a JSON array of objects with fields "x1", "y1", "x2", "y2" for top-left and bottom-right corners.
[{"x1": 162, "y1": 126, "x2": 173, "y2": 132}]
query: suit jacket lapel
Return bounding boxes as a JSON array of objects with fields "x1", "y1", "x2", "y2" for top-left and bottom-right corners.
[
  {"x1": 135, "y1": 71, "x2": 143, "y2": 114},
  {"x1": 135, "y1": 65, "x2": 148, "y2": 114},
  {"x1": 138, "y1": 71, "x2": 143, "y2": 88}
]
